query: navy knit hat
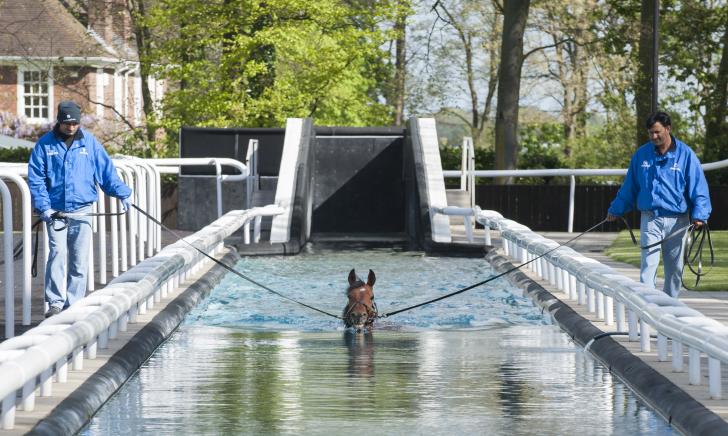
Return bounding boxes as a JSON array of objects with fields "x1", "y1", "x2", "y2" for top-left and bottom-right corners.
[{"x1": 57, "y1": 101, "x2": 81, "y2": 124}]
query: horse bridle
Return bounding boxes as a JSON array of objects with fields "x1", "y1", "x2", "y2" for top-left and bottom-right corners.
[{"x1": 344, "y1": 288, "x2": 378, "y2": 325}]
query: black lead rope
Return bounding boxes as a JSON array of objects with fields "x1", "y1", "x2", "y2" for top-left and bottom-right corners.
[
  {"x1": 682, "y1": 224, "x2": 714, "y2": 289},
  {"x1": 131, "y1": 204, "x2": 343, "y2": 320},
  {"x1": 2, "y1": 211, "x2": 129, "y2": 277},
  {"x1": 630, "y1": 218, "x2": 714, "y2": 289},
  {"x1": 378, "y1": 218, "x2": 612, "y2": 319}
]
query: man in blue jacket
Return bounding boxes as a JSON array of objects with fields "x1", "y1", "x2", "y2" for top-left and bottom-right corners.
[
  {"x1": 28, "y1": 101, "x2": 132, "y2": 317},
  {"x1": 607, "y1": 112, "x2": 712, "y2": 297}
]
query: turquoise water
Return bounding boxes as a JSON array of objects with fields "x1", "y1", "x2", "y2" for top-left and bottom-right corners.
[{"x1": 82, "y1": 248, "x2": 675, "y2": 435}]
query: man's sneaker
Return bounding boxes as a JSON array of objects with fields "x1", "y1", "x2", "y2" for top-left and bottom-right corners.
[{"x1": 45, "y1": 306, "x2": 62, "y2": 318}]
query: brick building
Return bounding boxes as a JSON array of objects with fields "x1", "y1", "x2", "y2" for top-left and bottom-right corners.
[{"x1": 0, "y1": 0, "x2": 163, "y2": 137}]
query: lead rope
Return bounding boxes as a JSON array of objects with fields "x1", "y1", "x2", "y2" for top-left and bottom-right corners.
[
  {"x1": 131, "y1": 204, "x2": 343, "y2": 320},
  {"x1": 635, "y1": 220, "x2": 714, "y2": 289},
  {"x1": 681, "y1": 224, "x2": 714, "y2": 289},
  {"x1": 1, "y1": 212, "x2": 124, "y2": 277},
  {"x1": 378, "y1": 218, "x2": 615, "y2": 319}
]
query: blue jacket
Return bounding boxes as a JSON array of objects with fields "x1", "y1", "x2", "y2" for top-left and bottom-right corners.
[
  {"x1": 28, "y1": 127, "x2": 131, "y2": 213},
  {"x1": 608, "y1": 137, "x2": 711, "y2": 221}
]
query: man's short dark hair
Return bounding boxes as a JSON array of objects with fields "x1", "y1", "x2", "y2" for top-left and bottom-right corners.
[{"x1": 645, "y1": 111, "x2": 671, "y2": 129}]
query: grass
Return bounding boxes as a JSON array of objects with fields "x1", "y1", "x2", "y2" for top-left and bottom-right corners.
[{"x1": 605, "y1": 230, "x2": 728, "y2": 292}]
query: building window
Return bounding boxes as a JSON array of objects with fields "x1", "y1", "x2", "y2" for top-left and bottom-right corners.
[{"x1": 17, "y1": 67, "x2": 53, "y2": 122}]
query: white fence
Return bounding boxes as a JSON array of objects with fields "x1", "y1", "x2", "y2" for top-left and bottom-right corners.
[
  {"x1": 443, "y1": 157, "x2": 728, "y2": 232},
  {"x1": 0, "y1": 205, "x2": 281, "y2": 430},
  {"x1": 0, "y1": 157, "x2": 252, "y2": 339},
  {"x1": 474, "y1": 209, "x2": 728, "y2": 401}
]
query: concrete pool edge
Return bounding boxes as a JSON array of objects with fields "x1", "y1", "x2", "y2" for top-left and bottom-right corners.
[
  {"x1": 29, "y1": 249, "x2": 241, "y2": 436},
  {"x1": 486, "y1": 251, "x2": 728, "y2": 436}
]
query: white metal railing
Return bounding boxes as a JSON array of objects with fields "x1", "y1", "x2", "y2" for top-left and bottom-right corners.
[
  {"x1": 0, "y1": 205, "x2": 281, "y2": 430},
  {"x1": 0, "y1": 157, "x2": 251, "y2": 339},
  {"x1": 443, "y1": 157, "x2": 728, "y2": 232},
  {"x1": 245, "y1": 139, "x2": 259, "y2": 209},
  {"x1": 459, "y1": 136, "x2": 475, "y2": 209},
  {"x1": 147, "y1": 157, "x2": 248, "y2": 219},
  {"x1": 0, "y1": 159, "x2": 161, "y2": 338},
  {"x1": 475, "y1": 209, "x2": 728, "y2": 401}
]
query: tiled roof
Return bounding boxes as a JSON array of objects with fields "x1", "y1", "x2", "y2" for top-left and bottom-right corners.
[{"x1": 0, "y1": 0, "x2": 116, "y2": 59}]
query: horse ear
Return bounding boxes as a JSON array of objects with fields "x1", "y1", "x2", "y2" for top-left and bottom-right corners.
[
  {"x1": 367, "y1": 269, "x2": 376, "y2": 287},
  {"x1": 348, "y1": 269, "x2": 357, "y2": 286}
]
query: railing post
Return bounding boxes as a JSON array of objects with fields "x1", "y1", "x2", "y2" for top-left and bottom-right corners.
[
  {"x1": 709, "y1": 358, "x2": 722, "y2": 399},
  {"x1": 213, "y1": 158, "x2": 223, "y2": 218},
  {"x1": 628, "y1": 310, "x2": 638, "y2": 341},
  {"x1": 656, "y1": 334, "x2": 667, "y2": 361},
  {"x1": 672, "y1": 340, "x2": 684, "y2": 372},
  {"x1": 567, "y1": 175, "x2": 575, "y2": 233},
  {"x1": 689, "y1": 347, "x2": 701, "y2": 385},
  {"x1": 2, "y1": 392, "x2": 15, "y2": 430},
  {"x1": 0, "y1": 178, "x2": 14, "y2": 338}
]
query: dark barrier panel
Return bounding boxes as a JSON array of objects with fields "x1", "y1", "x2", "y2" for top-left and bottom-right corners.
[
  {"x1": 475, "y1": 184, "x2": 728, "y2": 231},
  {"x1": 179, "y1": 127, "x2": 285, "y2": 175},
  {"x1": 312, "y1": 128, "x2": 407, "y2": 234}
]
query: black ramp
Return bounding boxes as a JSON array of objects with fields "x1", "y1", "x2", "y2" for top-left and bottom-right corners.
[
  {"x1": 179, "y1": 127, "x2": 285, "y2": 176},
  {"x1": 312, "y1": 136, "x2": 405, "y2": 234}
]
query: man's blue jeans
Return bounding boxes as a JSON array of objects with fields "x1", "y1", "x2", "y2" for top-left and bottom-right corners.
[
  {"x1": 640, "y1": 211, "x2": 689, "y2": 298},
  {"x1": 45, "y1": 206, "x2": 93, "y2": 310}
]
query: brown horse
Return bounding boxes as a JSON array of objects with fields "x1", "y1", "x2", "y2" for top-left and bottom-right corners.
[{"x1": 343, "y1": 269, "x2": 378, "y2": 331}]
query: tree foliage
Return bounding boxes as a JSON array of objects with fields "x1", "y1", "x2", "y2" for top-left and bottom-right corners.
[{"x1": 145, "y1": 0, "x2": 395, "y2": 132}]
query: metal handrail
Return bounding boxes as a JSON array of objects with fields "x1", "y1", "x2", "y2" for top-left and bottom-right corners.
[
  {"x1": 444, "y1": 157, "x2": 728, "y2": 232},
  {"x1": 0, "y1": 160, "x2": 158, "y2": 337},
  {"x1": 477, "y1": 210, "x2": 728, "y2": 400},
  {"x1": 142, "y1": 157, "x2": 249, "y2": 218},
  {"x1": 0, "y1": 206, "x2": 280, "y2": 430}
]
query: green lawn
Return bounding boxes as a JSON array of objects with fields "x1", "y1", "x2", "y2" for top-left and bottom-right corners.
[{"x1": 605, "y1": 230, "x2": 728, "y2": 292}]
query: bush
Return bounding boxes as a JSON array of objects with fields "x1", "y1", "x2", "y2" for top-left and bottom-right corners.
[
  {"x1": 0, "y1": 147, "x2": 31, "y2": 163},
  {"x1": 439, "y1": 145, "x2": 495, "y2": 171}
]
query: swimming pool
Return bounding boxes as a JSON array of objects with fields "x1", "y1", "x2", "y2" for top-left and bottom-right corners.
[{"x1": 82, "y1": 248, "x2": 675, "y2": 435}]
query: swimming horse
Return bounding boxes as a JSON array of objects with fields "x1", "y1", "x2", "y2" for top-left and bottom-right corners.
[{"x1": 343, "y1": 269, "x2": 378, "y2": 331}]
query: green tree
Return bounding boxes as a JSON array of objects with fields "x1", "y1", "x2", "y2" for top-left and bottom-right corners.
[
  {"x1": 145, "y1": 0, "x2": 394, "y2": 133},
  {"x1": 494, "y1": 0, "x2": 530, "y2": 183},
  {"x1": 661, "y1": 1, "x2": 728, "y2": 181}
]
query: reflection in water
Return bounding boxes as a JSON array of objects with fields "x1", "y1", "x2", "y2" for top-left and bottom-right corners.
[
  {"x1": 83, "y1": 326, "x2": 675, "y2": 435},
  {"x1": 82, "y1": 250, "x2": 674, "y2": 435},
  {"x1": 344, "y1": 331, "x2": 375, "y2": 378}
]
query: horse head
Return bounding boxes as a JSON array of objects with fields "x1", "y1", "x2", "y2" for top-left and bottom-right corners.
[{"x1": 343, "y1": 269, "x2": 377, "y2": 331}]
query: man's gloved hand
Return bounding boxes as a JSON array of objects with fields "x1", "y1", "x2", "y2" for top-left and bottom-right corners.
[
  {"x1": 40, "y1": 209, "x2": 56, "y2": 224},
  {"x1": 121, "y1": 196, "x2": 131, "y2": 212}
]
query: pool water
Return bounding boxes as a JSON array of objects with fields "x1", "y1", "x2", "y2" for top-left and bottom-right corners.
[{"x1": 82, "y1": 247, "x2": 675, "y2": 435}]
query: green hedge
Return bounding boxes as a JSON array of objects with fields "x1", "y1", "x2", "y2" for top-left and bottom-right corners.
[{"x1": 0, "y1": 147, "x2": 32, "y2": 163}]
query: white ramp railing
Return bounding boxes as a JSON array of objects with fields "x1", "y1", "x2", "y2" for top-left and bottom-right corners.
[
  {"x1": 0, "y1": 157, "x2": 250, "y2": 339},
  {"x1": 0, "y1": 161, "x2": 158, "y2": 338},
  {"x1": 476, "y1": 210, "x2": 728, "y2": 401},
  {"x1": 0, "y1": 205, "x2": 282, "y2": 430}
]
